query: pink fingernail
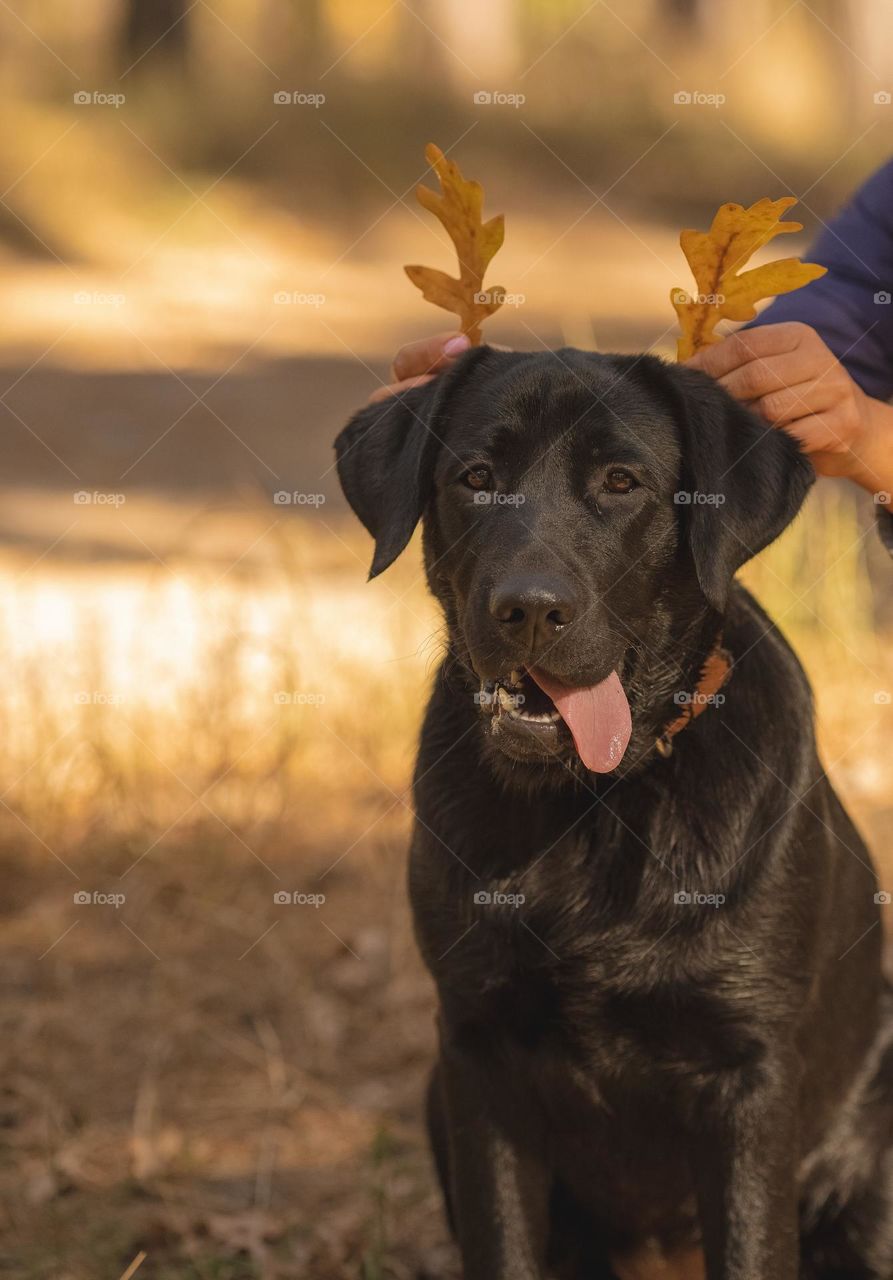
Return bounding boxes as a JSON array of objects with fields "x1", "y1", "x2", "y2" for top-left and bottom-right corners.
[{"x1": 443, "y1": 334, "x2": 471, "y2": 357}]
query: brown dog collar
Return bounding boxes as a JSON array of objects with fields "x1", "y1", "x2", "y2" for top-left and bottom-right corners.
[{"x1": 655, "y1": 639, "x2": 733, "y2": 759}]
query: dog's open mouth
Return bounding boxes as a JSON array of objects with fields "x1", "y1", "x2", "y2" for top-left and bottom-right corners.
[{"x1": 480, "y1": 667, "x2": 632, "y2": 773}]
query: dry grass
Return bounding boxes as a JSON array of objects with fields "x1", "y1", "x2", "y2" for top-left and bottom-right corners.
[
  {"x1": 0, "y1": 501, "x2": 890, "y2": 1279},
  {"x1": 0, "y1": 514, "x2": 453, "y2": 1279}
]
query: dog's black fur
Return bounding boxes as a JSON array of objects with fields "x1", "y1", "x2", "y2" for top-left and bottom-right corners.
[{"x1": 335, "y1": 347, "x2": 893, "y2": 1280}]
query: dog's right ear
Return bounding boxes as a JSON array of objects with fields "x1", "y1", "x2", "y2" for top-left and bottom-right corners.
[
  {"x1": 334, "y1": 347, "x2": 488, "y2": 578},
  {"x1": 667, "y1": 363, "x2": 815, "y2": 611}
]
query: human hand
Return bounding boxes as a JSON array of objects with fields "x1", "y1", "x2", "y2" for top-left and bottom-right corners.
[
  {"x1": 686, "y1": 321, "x2": 893, "y2": 496},
  {"x1": 367, "y1": 332, "x2": 472, "y2": 404}
]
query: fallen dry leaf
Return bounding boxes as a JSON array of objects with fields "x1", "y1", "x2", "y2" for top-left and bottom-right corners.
[
  {"x1": 672, "y1": 197, "x2": 826, "y2": 360},
  {"x1": 404, "y1": 143, "x2": 506, "y2": 344}
]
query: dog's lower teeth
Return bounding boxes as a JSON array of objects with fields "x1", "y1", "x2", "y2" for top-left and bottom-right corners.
[{"x1": 511, "y1": 709, "x2": 561, "y2": 724}]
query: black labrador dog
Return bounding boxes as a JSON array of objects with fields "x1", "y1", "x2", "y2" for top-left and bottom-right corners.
[{"x1": 335, "y1": 346, "x2": 893, "y2": 1280}]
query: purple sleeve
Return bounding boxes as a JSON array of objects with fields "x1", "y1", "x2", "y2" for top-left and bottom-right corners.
[{"x1": 746, "y1": 160, "x2": 893, "y2": 401}]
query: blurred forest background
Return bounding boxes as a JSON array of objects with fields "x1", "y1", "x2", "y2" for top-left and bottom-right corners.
[{"x1": 0, "y1": 2, "x2": 891, "y2": 1277}]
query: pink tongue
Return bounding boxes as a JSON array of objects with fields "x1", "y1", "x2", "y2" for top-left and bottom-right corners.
[{"x1": 529, "y1": 668, "x2": 632, "y2": 773}]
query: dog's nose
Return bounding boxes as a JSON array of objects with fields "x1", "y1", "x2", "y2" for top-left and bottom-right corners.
[{"x1": 489, "y1": 576, "x2": 577, "y2": 648}]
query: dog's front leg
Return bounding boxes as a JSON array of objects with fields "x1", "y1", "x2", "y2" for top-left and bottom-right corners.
[
  {"x1": 439, "y1": 1036, "x2": 550, "y2": 1280},
  {"x1": 695, "y1": 1057, "x2": 800, "y2": 1280}
]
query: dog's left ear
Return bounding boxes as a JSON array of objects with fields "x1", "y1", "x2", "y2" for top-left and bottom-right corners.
[
  {"x1": 669, "y1": 364, "x2": 815, "y2": 611},
  {"x1": 335, "y1": 346, "x2": 490, "y2": 578}
]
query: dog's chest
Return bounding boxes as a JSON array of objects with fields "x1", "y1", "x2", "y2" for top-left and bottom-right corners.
[{"x1": 419, "y1": 846, "x2": 755, "y2": 1085}]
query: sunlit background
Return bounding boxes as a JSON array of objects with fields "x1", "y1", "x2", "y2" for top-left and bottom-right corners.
[{"x1": 1, "y1": 3, "x2": 891, "y2": 1277}]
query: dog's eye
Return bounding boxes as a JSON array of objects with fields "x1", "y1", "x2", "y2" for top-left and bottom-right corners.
[
  {"x1": 603, "y1": 468, "x2": 638, "y2": 494},
  {"x1": 463, "y1": 466, "x2": 493, "y2": 491}
]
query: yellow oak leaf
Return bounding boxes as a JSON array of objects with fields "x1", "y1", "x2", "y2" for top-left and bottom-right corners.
[
  {"x1": 671, "y1": 197, "x2": 827, "y2": 360},
  {"x1": 404, "y1": 143, "x2": 506, "y2": 345}
]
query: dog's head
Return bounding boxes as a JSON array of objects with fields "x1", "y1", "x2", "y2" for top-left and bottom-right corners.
[{"x1": 335, "y1": 347, "x2": 812, "y2": 777}]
